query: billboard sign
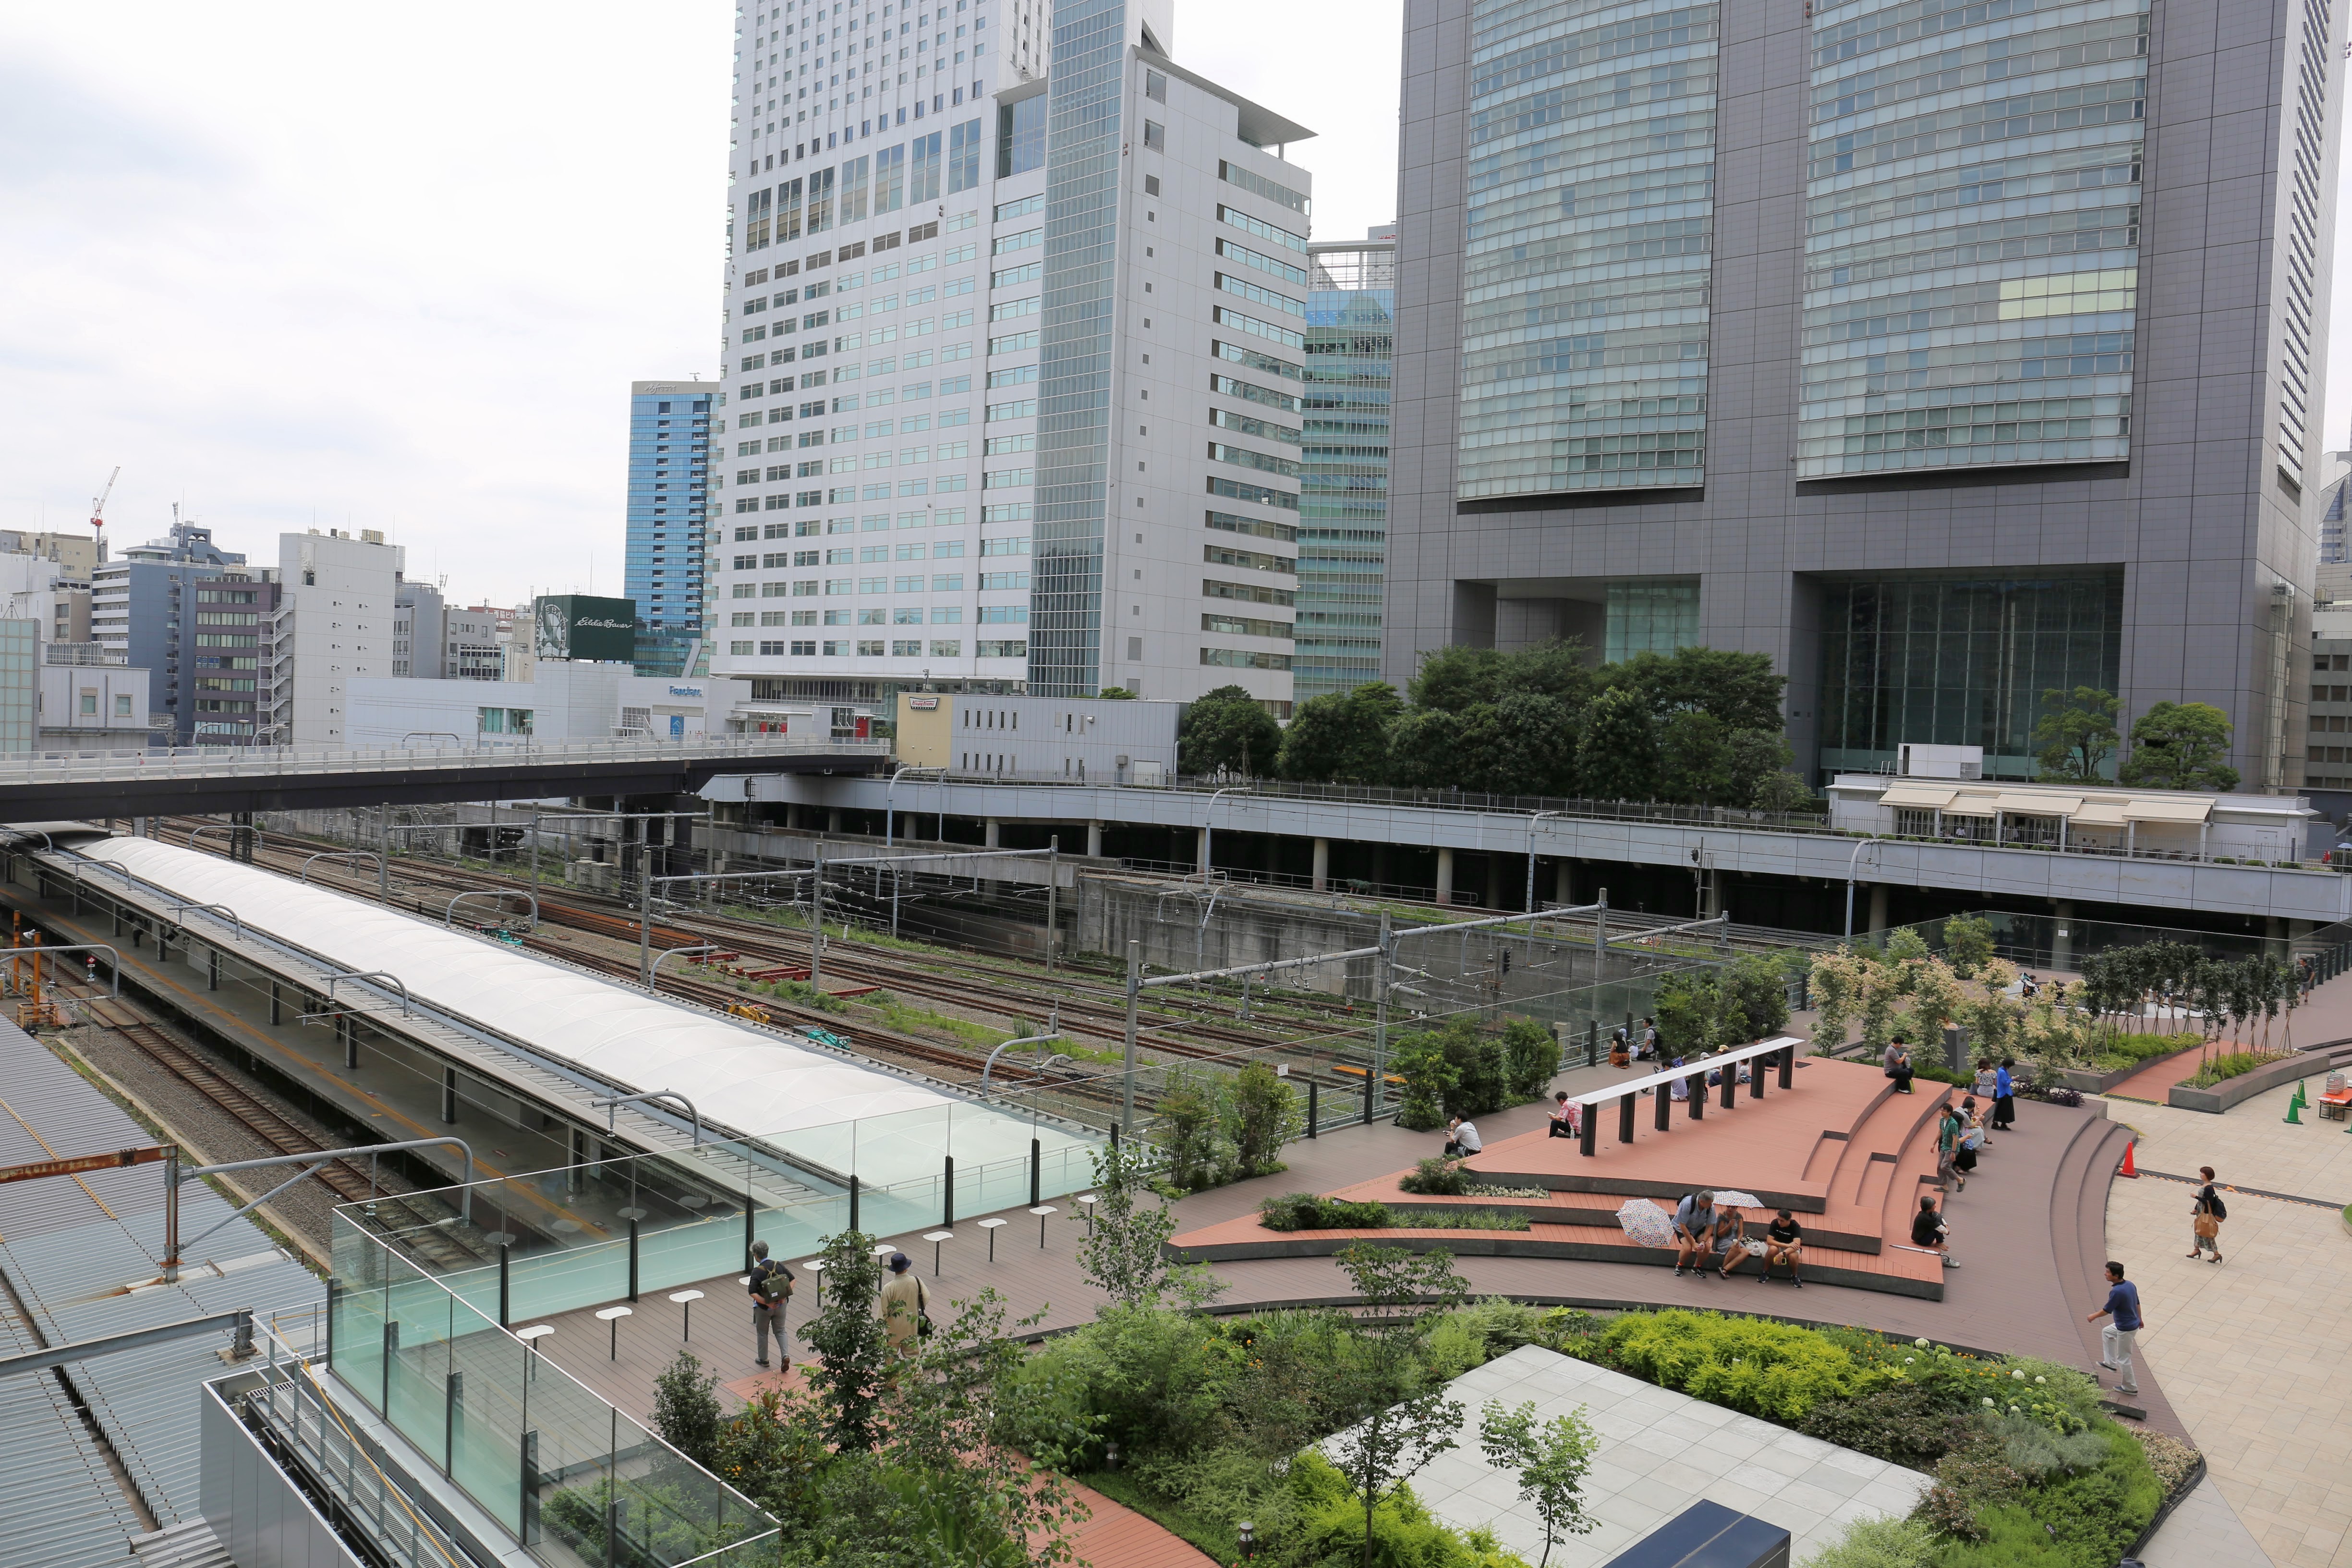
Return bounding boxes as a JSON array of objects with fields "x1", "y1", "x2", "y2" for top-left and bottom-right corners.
[{"x1": 533, "y1": 595, "x2": 637, "y2": 663}]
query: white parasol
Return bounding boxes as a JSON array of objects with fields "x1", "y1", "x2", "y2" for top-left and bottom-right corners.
[
  {"x1": 1614, "y1": 1199, "x2": 1678, "y2": 1250},
  {"x1": 1712, "y1": 1190, "x2": 1764, "y2": 1209}
]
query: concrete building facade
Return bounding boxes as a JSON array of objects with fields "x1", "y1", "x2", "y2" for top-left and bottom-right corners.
[
  {"x1": 90, "y1": 520, "x2": 246, "y2": 745},
  {"x1": 1385, "y1": 0, "x2": 2349, "y2": 788},
  {"x1": 710, "y1": 0, "x2": 1314, "y2": 720},
  {"x1": 271, "y1": 530, "x2": 402, "y2": 749}
]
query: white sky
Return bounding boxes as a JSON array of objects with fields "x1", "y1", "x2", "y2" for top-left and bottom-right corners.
[{"x1": 1, "y1": 3, "x2": 2344, "y2": 610}]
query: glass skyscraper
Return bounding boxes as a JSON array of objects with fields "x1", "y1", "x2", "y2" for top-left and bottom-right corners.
[
  {"x1": 1297, "y1": 238, "x2": 1394, "y2": 703},
  {"x1": 625, "y1": 380, "x2": 712, "y2": 678},
  {"x1": 1389, "y1": 0, "x2": 2340, "y2": 788}
]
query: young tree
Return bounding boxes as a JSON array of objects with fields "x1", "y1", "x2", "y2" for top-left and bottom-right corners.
[
  {"x1": 1178, "y1": 685, "x2": 1283, "y2": 777},
  {"x1": 1575, "y1": 686, "x2": 1661, "y2": 802},
  {"x1": 2118, "y1": 700, "x2": 2240, "y2": 791},
  {"x1": 650, "y1": 1350, "x2": 725, "y2": 1471},
  {"x1": 1227, "y1": 1059, "x2": 1302, "y2": 1176},
  {"x1": 1727, "y1": 728, "x2": 1795, "y2": 807},
  {"x1": 801, "y1": 1228, "x2": 893, "y2": 1452},
  {"x1": 1660, "y1": 710, "x2": 1736, "y2": 805},
  {"x1": 1479, "y1": 1399, "x2": 1600, "y2": 1568},
  {"x1": 1326, "y1": 1244, "x2": 1472, "y2": 1568},
  {"x1": 2033, "y1": 686, "x2": 2121, "y2": 781},
  {"x1": 1750, "y1": 768, "x2": 1817, "y2": 814},
  {"x1": 889, "y1": 1287, "x2": 1092, "y2": 1567},
  {"x1": 1076, "y1": 1137, "x2": 1183, "y2": 1309},
  {"x1": 1940, "y1": 913, "x2": 1995, "y2": 978}
]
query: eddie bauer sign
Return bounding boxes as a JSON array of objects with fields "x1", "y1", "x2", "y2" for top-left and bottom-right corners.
[{"x1": 533, "y1": 595, "x2": 638, "y2": 662}]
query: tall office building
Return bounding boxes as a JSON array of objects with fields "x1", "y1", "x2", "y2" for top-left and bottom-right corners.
[
  {"x1": 710, "y1": 0, "x2": 1313, "y2": 717},
  {"x1": 270, "y1": 530, "x2": 402, "y2": 748},
  {"x1": 90, "y1": 519, "x2": 248, "y2": 746},
  {"x1": 1296, "y1": 231, "x2": 1395, "y2": 703},
  {"x1": 626, "y1": 381, "x2": 713, "y2": 678},
  {"x1": 1388, "y1": 0, "x2": 2346, "y2": 787}
]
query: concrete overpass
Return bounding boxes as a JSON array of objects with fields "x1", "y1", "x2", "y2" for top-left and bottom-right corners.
[
  {"x1": 712, "y1": 773, "x2": 2352, "y2": 930},
  {"x1": 0, "y1": 736, "x2": 887, "y2": 821}
]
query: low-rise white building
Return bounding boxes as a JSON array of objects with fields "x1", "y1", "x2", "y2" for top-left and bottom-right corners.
[
  {"x1": 37, "y1": 660, "x2": 159, "y2": 754},
  {"x1": 346, "y1": 661, "x2": 753, "y2": 749},
  {"x1": 893, "y1": 692, "x2": 1180, "y2": 783},
  {"x1": 1827, "y1": 774, "x2": 2328, "y2": 863}
]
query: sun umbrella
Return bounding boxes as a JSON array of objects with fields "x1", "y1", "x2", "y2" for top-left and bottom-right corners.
[
  {"x1": 1614, "y1": 1199, "x2": 1677, "y2": 1250},
  {"x1": 1712, "y1": 1190, "x2": 1764, "y2": 1209}
]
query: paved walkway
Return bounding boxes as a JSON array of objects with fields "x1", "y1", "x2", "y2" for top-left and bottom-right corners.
[{"x1": 2100, "y1": 1072, "x2": 2352, "y2": 1568}]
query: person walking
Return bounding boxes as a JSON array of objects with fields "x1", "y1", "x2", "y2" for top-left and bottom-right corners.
[
  {"x1": 2087, "y1": 1260, "x2": 2142, "y2": 1397},
  {"x1": 1956, "y1": 1096, "x2": 1986, "y2": 1178},
  {"x1": 878, "y1": 1252, "x2": 929, "y2": 1361},
  {"x1": 748, "y1": 1240, "x2": 793, "y2": 1370},
  {"x1": 1991, "y1": 1057, "x2": 2017, "y2": 1130},
  {"x1": 2188, "y1": 1166, "x2": 2226, "y2": 1264},
  {"x1": 1936, "y1": 1100, "x2": 1966, "y2": 1193}
]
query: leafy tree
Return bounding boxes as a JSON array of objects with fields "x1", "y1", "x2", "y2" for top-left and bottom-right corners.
[
  {"x1": 1728, "y1": 728, "x2": 1795, "y2": 805},
  {"x1": 651, "y1": 1350, "x2": 725, "y2": 1471},
  {"x1": 1178, "y1": 685, "x2": 1282, "y2": 776},
  {"x1": 1227, "y1": 1059, "x2": 1302, "y2": 1176},
  {"x1": 1499, "y1": 639, "x2": 1595, "y2": 708},
  {"x1": 1479, "y1": 1399, "x2": 1600, "y2": 1568},
  {"x1": 1652, "y1": 971, "x2": 1719, "y2": 1055},
  {"x1": 2119, "y1": 700, "x2": 2240, "y2": 791},
  {"x1": 1076, "y1": 1138, "x2": 1182, "y2": 1310},
  {"x1": 1660, "y1": 710, "x2": 1736, "y2": 805},
  {"x1": 1407, "y1": 644, "x2": 1509, "y2": 713},
  {"x1": 1941, "y1": 913, "x2": 1995, "y2": 978},
  {"x1": 1325, "y1": 1244, "x2": 1472, "y2": 1568},
  {"x1": 2033, "y1": 686, "x2": 2121, "y2": 782},
  {"x1": 1385, "y1": 706, "x2": 1467, "y2": 789},
  {"x1": 801, "y1": 1228, "x2": 892, "y2": 1452},
  {"x1": 1390, "y1": 1026, "x2": 1459, "y2": 1130},
  {"x1": 1606, "y1": 647, "x2": 1786, "y2": 731},
  {"x1": 1153, "y1": 1066, "x2": 1227, "y2": 1190},
  {"x1": 1461, "y1": 691, "x2": 1581, "y2": 795},
  {"x1": 1719, "y1": 953, "x2": 1794, "y2": 1042},
  {"x1": 1279, "y1": 682, "x2": 1402, "y2": 783},
  {"x1": 1751, "y1": 769, "x2": 1817, "y2": 813},
  {"x1": 1575, "y1": 686, "x2": 1661, "y2": 801}
]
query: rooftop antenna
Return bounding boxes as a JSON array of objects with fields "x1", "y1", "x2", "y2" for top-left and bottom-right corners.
[{"x1": 88, "y1": 467, "x2": 120, "y2": 535}]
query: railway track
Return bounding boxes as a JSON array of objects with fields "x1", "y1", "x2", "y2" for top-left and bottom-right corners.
[{"x1": 61, "y1": 990, "x2": 486, "y2": 1269}]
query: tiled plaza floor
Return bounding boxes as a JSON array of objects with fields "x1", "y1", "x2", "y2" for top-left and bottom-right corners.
[
  {"x1": 1394, "y1": 1345, "x2": 1930, "y2": 1568},
  {"x1": 2102, "y1": 1071, "x2": 2352, "y2": 1568}
]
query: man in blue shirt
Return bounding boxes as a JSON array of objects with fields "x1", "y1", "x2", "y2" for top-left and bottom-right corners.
[{"x1": 2085, "y1": 1260, "x2": 2142, "y2": 1397}]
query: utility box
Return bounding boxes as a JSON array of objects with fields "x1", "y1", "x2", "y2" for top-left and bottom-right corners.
[{"x1": 1897, "y1": 743, "x2": 1984, "y2": 779}]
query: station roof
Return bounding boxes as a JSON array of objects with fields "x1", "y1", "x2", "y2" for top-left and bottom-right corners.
[{"x1": 77, "y1": 839, "x2": 1038, "y2": 1156}]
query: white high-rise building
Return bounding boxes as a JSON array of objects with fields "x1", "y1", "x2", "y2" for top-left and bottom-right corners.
[
  {"x1": 711, "y1": 0, "x2": 1312, "y2": 719},
  {"x1": 272, "y1": 530, "x2": 402, "y2": 748}
]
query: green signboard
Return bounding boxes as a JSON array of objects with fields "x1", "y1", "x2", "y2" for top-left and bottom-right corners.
[{"x1": 533, "y1": 595, "x2": 637, "y2": 663}]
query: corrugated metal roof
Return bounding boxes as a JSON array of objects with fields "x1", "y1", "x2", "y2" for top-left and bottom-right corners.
[
  {"x1": 0, "y1": 1016, "x2": 323, "y2": 1546},
  {"x1": 0, "y1": 1270, "x2": 151, "y2": 1568}
]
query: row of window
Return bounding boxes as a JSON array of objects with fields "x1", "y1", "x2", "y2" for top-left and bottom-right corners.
[
  {"x1": 729, "y1": 637, "x2": 1023, "y2": 658},
  {"x1": 728, "y1": 572, "x2": 1024, "y2": 596}
]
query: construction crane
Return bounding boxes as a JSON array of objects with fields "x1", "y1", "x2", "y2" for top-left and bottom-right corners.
[{"x1": 88, "y1": 466, "x2": 120, "y2": 534}]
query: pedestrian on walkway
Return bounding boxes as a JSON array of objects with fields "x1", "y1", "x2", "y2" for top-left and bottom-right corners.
[
  {"x1": 1991, "y1": 1057, "x2": 2017, "y2": 1130},
  {"x1": 878, "y1": 1252, "x2": 929, "y2": 1361},
  {"x1": 748, "y1": 1240, "x2": 793, "y2": 1369},
  {"x1": 1936, "y1": 1100, "x2": 1966, "y2": 1193},
  {"x1": 2087, "y1": 1260, "x2": 2142, "y2": 1397},
  {"x1": 2189, "y1": 1166, "x2": 2226, "y2": 1264},
  {"x1": 1955, "y1": 1096, "x2": 1985, "y2": 1178}
]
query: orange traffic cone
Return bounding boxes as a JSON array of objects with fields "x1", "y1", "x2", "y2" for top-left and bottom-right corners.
[{"x1": 2118, "y1": 1140, "x2": 2139, "y2": 1179}]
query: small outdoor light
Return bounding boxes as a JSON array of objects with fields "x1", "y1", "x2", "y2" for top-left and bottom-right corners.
[
  {"x1": 1237, "y1": 1521, "x2": 1257, "y2": 1558},
  {"x1": 1103, "y1": 1440, "x2": 1120, "y2": 1471}
]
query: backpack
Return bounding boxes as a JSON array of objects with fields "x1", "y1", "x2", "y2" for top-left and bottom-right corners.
[
  {"x1": 2197, "y1": 1190, "x2": 2227, "y2": 1221},
  {"x1": 749, "y1": 1261, "x2": 792, "y2": 1304}
]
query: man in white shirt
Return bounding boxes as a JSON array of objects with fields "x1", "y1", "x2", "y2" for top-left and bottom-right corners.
[{"x1": 1444, "y1": 1116, "x2": 1482, "y2": 1156}]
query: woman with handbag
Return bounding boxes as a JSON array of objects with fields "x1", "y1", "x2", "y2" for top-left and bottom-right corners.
[
  {"x1": 2189, "y1": 1166, "x2": 2226, "y2": 1264},
  {"x1": 879, "y1": 1252, "x2": 931, "y2": 1358}
]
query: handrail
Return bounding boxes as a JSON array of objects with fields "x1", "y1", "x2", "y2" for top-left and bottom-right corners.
[
  {"x1": 588, "y1": 1090, "x2": 704, "y2": 1146},
  {"x1": 0, "y1": 944, "x2": 123, "y2": 998},
  {"x1": 316, "y1": 969, "x2": 411, "y2": 1017},
  {"x1": 980, "y1": 1031, "x2": 1064, "y2": 1096},
  {"x1": 648, "y1": 943, "x2": 718, "y2": 984},
  {"x1": 167, "y1": 902, "x2": 243, "y2": 944},
  {"x1": 299, "y1": 850, "x2": 382, "y2": 884},
  {"x1": 443, "y1": 889, "x2": 539, "y2": 931},
  {"x1": 183, "y1": 824, "x2": 238, "y2": 851}
]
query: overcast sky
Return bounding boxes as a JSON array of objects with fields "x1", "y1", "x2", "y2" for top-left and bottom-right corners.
[{"x1": 0, "y1": 4, "x2": 2343, "y2": 610}]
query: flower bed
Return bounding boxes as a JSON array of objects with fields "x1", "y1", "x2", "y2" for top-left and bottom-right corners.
[{"x1": 1258, "y1": 1192, "x2": 1530, "y2": 1232}]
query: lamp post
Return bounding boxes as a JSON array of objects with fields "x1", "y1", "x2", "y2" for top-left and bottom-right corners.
[
  {"x1": 1843, "y1": 838, "x2": 1882, "y2": 940},
  {"x1": 1525, "y1": 809, "x2": 1561, "y2": 954},
  {"x1": 1200, "y1": 784, "x2": 1250, "y2": 880}
]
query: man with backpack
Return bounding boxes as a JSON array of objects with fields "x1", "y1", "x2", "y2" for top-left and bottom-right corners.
[{"x1": 749, "y1": 1240, "x2": 794, "y2": 1369}]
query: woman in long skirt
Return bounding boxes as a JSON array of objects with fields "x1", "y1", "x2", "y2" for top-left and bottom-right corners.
[{"x1": 1991, "y1": 1057, "x2": 2017, "y2": 1130}]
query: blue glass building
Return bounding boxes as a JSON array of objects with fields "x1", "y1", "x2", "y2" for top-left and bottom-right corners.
[
  {"x1": 1297, "y1": 238, "x2": 1395, "y2": 703},
  {"x1": 625, "y1": 381, "x2": 713, "y2": 677}
]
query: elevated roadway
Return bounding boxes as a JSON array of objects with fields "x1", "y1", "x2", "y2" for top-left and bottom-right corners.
[{"x1": 0, "y1": 735, "x2": 887, "y2": 820}]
